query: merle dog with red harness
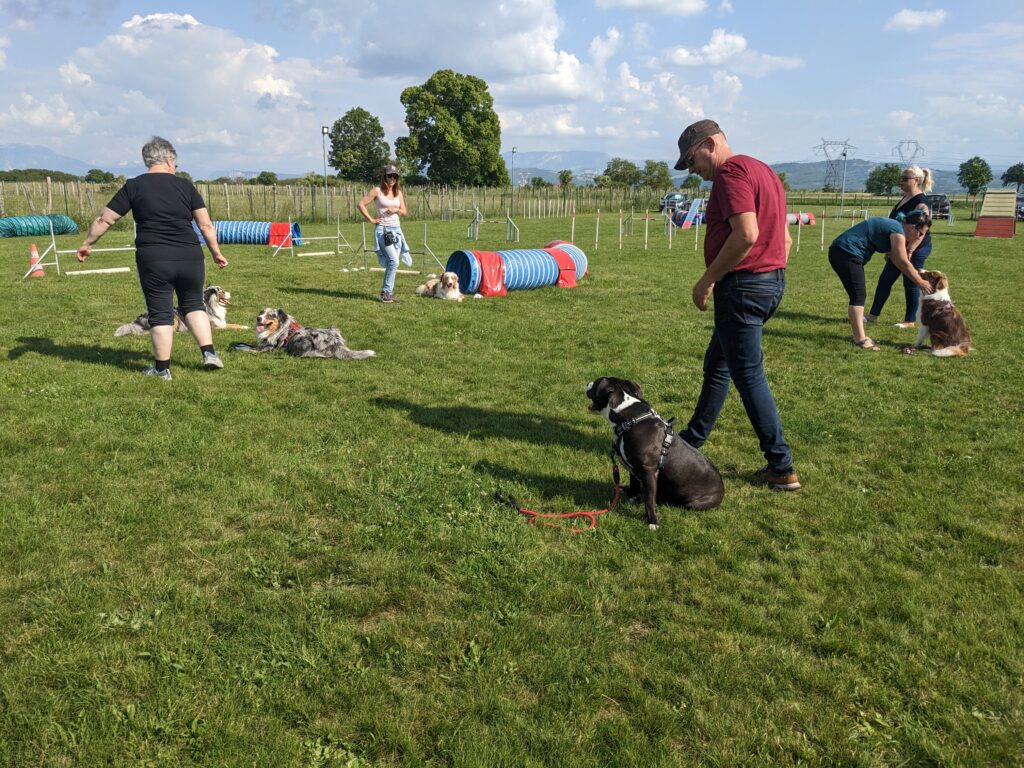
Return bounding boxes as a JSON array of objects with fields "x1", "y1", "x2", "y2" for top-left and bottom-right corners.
[{"x1": 587, "y1": 377, "x2": 724, "y2": 529}]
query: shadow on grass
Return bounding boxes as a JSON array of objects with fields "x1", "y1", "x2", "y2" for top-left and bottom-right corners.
[
  {"x1": 774, "y1": 309, "x2": 842, "y2": 324},
  {"x1": 280, "y1": 286, "x2": 379, "y2": 302},
  {"x1": 374, "y1": 396, "x2": 606, "y2": 452},
  {"x1": 10, "y1": 336, "x2": 150, "y2": 369},
  {"x1": 476, "y1": 459, "x2": 631, "y2": 512}
]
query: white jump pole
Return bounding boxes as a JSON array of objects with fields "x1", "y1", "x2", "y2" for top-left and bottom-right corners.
[
  {"x1": 643, "y1": 211, "x2": 649, "y2": 250},
  {"x1": 595, "y1": 209, "x2": 600, "y2": 249}
]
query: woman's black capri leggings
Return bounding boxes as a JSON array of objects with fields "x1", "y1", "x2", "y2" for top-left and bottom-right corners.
[
  {"x1": 137, "y1": 258, "x2": 206, "y2": 326},
  {"x1": 828, "y1": 246, "x2": 866, "y2": 306}
]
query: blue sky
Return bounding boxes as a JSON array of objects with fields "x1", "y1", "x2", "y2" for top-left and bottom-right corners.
[{"x1": 0, "y1": 0, "x2": 1021, "y2": 177}]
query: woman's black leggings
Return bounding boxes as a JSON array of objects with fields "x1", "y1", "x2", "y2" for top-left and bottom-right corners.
[
  {"x1": 828, "y1": 246, "x2": 866, "y2": 306},
  {"x1": 137, "y1": 258, "x2": 206, "y2": 326}
]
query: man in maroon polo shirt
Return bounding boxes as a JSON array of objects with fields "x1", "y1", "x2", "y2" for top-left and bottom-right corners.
[{"x1": 674, "y1": 119, "x2": 800, "y2": 491}]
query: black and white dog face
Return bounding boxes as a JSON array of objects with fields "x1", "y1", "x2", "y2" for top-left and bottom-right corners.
[{"x1": 586, "y1": 377, "x2": 644, "y2": 420}]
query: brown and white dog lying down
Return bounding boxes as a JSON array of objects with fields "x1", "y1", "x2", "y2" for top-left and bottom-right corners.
[
  {"x1": 587, "y1": 377, "x2": 725, "y2": 529},
  {"x1": 913, "y1": 270, "x2": 973, "y2": 357},
  {"x1": 114, "y1": 286, "x2": 248, "y2": 336},
  {"x1": 415, "y1": 272, "x2": 463, "y2": 301},
  {"x1": 253, "y1": 307, "x2": 375, "y2": 360}
]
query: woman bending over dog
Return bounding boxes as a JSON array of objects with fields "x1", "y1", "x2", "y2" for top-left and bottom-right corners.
[
  {"x1": 358, "y1": 163, "x2": 411, "y2": 304},
  {"x1": 866, "y1": 165, "x2": 935, "y2": 329},
  {"x1": 828, "y1": 211, "x2": 932, "y2": 351}
]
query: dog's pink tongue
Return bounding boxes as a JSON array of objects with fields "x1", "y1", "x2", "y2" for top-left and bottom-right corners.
[{"x1": 256, "y1": 325, "x2": 265, "y2": 332}]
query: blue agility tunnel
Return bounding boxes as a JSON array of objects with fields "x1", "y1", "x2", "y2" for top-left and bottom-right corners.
[
  {"x1": 445, "y1": 242, "x2": 588, "y2": 295},
  {"x1": 213, "y1": 220, "x2": 301, "y2": 245},
  {"x1": 0, "y1": 214, "x2": 79, "y2": 238}
]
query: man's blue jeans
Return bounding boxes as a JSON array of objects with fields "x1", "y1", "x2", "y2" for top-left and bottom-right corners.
[{"x1": 681, "y1": 268, "x2": 794, "y2": 473}]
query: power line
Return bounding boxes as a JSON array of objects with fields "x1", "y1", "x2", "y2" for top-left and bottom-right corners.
[
  {"x1": 812, "y1": 139, "x2": 856, "y2": 189},
  {"x1": 893, "y1": 140, "x2": 925, "y2": 164}
]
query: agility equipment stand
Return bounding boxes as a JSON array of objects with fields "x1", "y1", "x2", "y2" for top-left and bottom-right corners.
[
  {"x1": 271, "y1": 218, "x2": 353, "y2": 258},
  {"x1": 22, "y1": 219, "x2": 134, "y2": 280},
  {"x1": 342, "y1": 222, "x2": 444, "y2": 275}
]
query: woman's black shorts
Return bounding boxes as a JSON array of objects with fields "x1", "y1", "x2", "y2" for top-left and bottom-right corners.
[
  {"x1": 136, "y1": 258, "x2": 206, "y2": 326},
  {"x1": 828, "y1": 246, "x2": 866, "y2": 306}
]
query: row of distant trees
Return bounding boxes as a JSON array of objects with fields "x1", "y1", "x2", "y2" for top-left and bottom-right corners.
[{"x1": 864, "y1": 159, "x2": 1024, "y2": 198}]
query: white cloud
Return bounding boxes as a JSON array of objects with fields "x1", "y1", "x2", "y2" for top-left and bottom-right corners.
[
  {"x1": 0, "y1": 36, "x2": 8, "y2": 70},
  {"x1": 59, "y1": 61, "x2": 93, "y2": 86},
  {"x1": 712, "y1": 70, "x2": 742, "y2": 108},
  {"x1": 889, "y1": 110, "x2": 915, "y2": 125},
  {"x1": 668, "y1": 29, "x2": 746, "y2": 66},
  {"x1": 122, "y1": 12, "x2": 200, "y2": 30},
  {"x1": 590, "y1": 27, "x2": 622, "y2": 71},
  {"x1": 499, "y1": 107, "x2": 586, "y2": 137},
  {"x1": 884, "y1": 9, "x2": 948, "y2": 32},
  {"x1": 664, "y1": 29, "x2": 802, "y2": 76},
  {"x1": 0, "y1": 94, "x2": 80, "y2": 133},
  {"x1": 719, "y1": 0, "x2": 734, "y2": 13},
  {"x1": 632, "y1": 22, "x2": 653, "y2": 48},
  {"x1": 0, "y1": 12, "x2": 330, "y2": 170},
  {"x1": 595, "y1": 0, "x2": 707, "y2": 16}
]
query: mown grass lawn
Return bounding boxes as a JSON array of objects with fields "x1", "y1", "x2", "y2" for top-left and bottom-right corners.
[{"x1": 1, "y1": 213, "x2": 1021, "y2": 767}]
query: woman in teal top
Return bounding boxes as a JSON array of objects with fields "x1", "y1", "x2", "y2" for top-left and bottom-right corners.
[{"x1": 828, "y1": 211, "x2": 932, "y2": 350}]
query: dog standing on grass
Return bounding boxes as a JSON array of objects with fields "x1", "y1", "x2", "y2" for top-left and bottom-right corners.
[
  {"x1": 913, "y1": 270, "x2": 973, "y2": 357},
  {"x1": 587, "y1": 377, "x2": 725, "y2": 529}
]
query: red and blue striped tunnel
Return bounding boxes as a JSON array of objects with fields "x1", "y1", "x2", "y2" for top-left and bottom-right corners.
[{"x1": 445, "y1": 241, "x2": 588, "y2": 294}]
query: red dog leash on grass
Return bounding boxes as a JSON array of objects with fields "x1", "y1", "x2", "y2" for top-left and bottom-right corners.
[{"x1": 495, "y1": 461, "x2": 622, "y2": 534}]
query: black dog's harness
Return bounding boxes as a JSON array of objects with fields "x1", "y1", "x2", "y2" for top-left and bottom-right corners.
[{"x1": 612, "y1": 411, "x2": 676, "y2": 473}]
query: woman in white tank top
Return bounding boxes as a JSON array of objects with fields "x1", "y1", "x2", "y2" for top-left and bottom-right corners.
[{"x1": 358, "y1": 163, "x2": 410, "y2": 303}]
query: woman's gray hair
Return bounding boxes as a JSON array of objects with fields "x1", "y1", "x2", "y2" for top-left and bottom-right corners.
[{"x1": 142, "y1": 136, "x2": 177, "y2": 168}]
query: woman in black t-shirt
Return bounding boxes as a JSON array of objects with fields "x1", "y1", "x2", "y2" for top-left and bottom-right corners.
[
  {"x1": 77, "y1": 136, "x2": 228, "y2": 380},
  {"x1": 865, "y1": 165, "x2": 934, "y2": 330}
]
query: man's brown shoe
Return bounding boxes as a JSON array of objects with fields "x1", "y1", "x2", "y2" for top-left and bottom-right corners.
[{"x1": 754, "y1": 465, "x2": 801, "y2": 491}]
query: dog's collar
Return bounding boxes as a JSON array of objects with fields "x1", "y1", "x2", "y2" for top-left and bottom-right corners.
[{"x1": 281, "y1": 319, "x2": 303, "y2": 344}]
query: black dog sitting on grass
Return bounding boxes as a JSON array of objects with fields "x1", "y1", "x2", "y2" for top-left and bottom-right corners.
[{"x1": 587, "y1": 377, "x2": 725, "y2": 529}]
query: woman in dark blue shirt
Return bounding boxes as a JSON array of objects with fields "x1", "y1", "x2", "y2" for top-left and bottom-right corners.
[{"x1": 866, "y1": 165, "x2": 934, "y2": 329}]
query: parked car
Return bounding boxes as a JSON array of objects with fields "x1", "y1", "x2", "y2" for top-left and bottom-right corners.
[
  {"x1": 925, "y1": 193, "x2": 951, "y2": 219},
  {"x1": 1017, "y1": 194, "x2": 1024, "y2": 220},
  {"x1": 659, "y1": 192, "x2": 688, "y2": 213}
]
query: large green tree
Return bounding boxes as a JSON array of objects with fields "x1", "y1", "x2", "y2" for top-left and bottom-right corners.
[
  {"x1": 1000, "y1": 162, "x2": 1024, "y2": 193},
  {"x1": 640, "y1": 160, "x2": 673, "y2": 189},
  {"x1": 957, "y1": 156, "x2": 993, "y2": 198},
  {"x1": 865, "y1": 163, "x2": 901, "y2": 196},
  {"x1": 681, "y1": 174, "x2": 702, "y2": 191},
  {"x1": 395, "y1": 69, "x2": 508, "y2": 186},
  {"x1": 558, "y1": 169, "x2": 573, "y2": 189},
  {"x1": 329, "y1": 107, "x2": 391, "y2": 183},
  {"x1": 601, "y1": 157, "x2": 641, "y2": 187}
]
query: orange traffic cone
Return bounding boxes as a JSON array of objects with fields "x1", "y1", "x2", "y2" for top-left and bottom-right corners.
[{"x1": 28, "y1": 244, "x2": 45, "y2": 277}]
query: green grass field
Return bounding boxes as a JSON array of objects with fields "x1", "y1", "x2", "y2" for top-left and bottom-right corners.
[{"x1": 1, "y1": 213, "x2": 1021, "y2": 767}]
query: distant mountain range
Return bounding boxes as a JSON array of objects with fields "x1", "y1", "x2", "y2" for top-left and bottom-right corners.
[{"x1": 1, "y1": 143, "x2": 1009, "y2": 193}]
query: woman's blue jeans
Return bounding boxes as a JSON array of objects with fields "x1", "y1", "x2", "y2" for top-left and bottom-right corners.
[
  {"x1": 681, "y1": 268, "x2": 794, "y2": 473},
  {"x1": 374, "y1": 225, "x2": 407, "y2": 295},
  {"x1": 868, "y1": 245, "x2": 931, "y2": 322}
]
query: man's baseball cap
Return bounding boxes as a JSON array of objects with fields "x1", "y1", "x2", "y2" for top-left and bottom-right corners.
[
  {"x1": 384, "y1": 163, "x2": 400, "y2": 175},
  {"x1": 673, "y1": 119, "x2": 722, "y2": 170}
]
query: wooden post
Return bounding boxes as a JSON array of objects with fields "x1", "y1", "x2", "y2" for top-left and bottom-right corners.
[
  {"x1": 223, "y1": 183, "x2": 230, "y2": 218},
  {"x1": 46, "y1": 176, "x2": 53, "y2": 214},
  {"x1": 0, "y1": 181, "x2": 5, "y2": 217}
]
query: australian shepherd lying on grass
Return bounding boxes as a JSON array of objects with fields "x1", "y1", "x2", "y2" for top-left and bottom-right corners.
[
  {"x1": 415, "y1": 272, "x2": 464, "y2": 301},
  {"x1": 252, "y1": 307, "x2": 375, "y2": 360},
  {"x1": 115, "y1": 286, "x2": 248, "y2": 336}
]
